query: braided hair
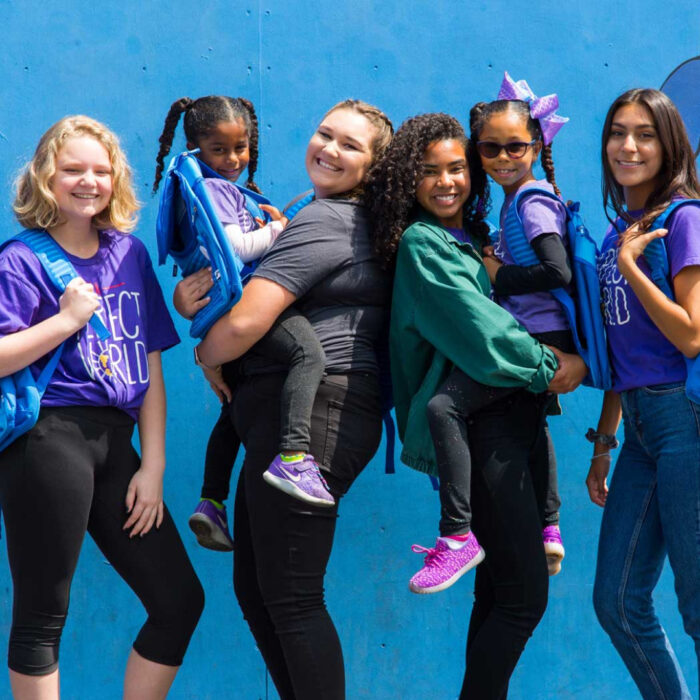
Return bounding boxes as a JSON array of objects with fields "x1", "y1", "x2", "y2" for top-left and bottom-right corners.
[
  {"x1": 366, "y1": 113, "x2": 489, "y2": 269},
  {"x1": 470, "y1": 99, "x2": 562, "y2": 197},
  {"x1": 152, "y1": 95, "x2": 261, "y2": 194}
]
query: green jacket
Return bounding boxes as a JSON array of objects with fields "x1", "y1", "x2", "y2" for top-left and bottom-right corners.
[{"x1": 390, "y1": 214, "x2": 558, "y2": 475}]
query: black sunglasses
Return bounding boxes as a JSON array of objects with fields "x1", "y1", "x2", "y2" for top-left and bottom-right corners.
[{"x1": 476, "y1": 140, "x2": 538, "y2": 159}]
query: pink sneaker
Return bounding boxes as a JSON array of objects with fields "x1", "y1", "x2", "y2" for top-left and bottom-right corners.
[
  {"x1": 543, "y1": 525, "x2": 565, "y2": 576},
  {"x1": 409, "y1": 533, "x2": 485, "y2": 594}
]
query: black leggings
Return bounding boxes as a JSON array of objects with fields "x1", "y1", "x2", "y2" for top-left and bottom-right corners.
[
  {"x1": 460, "y1": 391, "x2": 551, "y2": 699},
  {"x1": 231, "y1": 372, "x2": 382, "y2": 700},
  {"x1": 200, "y1": 307, "x2": 325, "y2": 502},
  {"x1": 0, "y1": 406, "x2": 204, "y2": 675},
  {"x1": 426, "y1": 329, "x2": 571, "y2": 536}
]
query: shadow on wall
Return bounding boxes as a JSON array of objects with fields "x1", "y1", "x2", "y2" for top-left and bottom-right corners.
[{"x1": 662, "y1": 56, "x2": 700, "y2": 156}]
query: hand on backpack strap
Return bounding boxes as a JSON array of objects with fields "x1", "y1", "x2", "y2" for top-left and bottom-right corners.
[
  {"x1": 618, "y1": 223, "x2": 668, "y2": 270},
  {"x1": 59, "y1": 278, "x2": 101, "y2": 331}
]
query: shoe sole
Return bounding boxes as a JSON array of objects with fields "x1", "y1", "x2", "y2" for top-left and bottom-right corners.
[
  {"x1": 409, "y1": 548, "x2": 486, "y2": 594},
  {"x1": 262, "y1": 470, "x2": 335, "y2": 507},
  {"x1": 544, "y1": 543, "x2": 565, "y2": 577},
  {"x1": 188, "y1": 514, "x2": 234, "y2": 552}
]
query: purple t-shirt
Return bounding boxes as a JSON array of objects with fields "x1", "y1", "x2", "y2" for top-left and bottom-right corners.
[
  {"x1": 203, "y1": 179, "x2": 256, "y2": 233},
  {"x1": 493, "y1": 179, "x2": 569, "y2": 334},
  {"x1": 598, "y1": 202, "x2": 700, "y2": 391},
  {"x1": 0, "y1": 230, "x2": 179, "y2": 419}
]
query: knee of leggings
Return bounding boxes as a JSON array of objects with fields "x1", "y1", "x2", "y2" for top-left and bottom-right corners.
[
  {"x1": 426, "y1": 393, "x2": 454, "y2": 425},
  {"x1": 136, "y1": 576, "x2": 205, "y2": 666}
]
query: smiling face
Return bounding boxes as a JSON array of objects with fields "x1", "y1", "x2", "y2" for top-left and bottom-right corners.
[
  {"x1": 190, "y1": 118, "x2": 251, "y2": 182},
  {"x1": 477, "y1": 109, "x2": 541, "y2": 194},
  {"x1": 51, "y1": 136, "x2": 113, "y2": 226},
  {"x1": 606, "y1": 102, "x2": 664, "y2": 210},
  {"x1": 305, "y1": 108, "x2": 377, "y2": 198},
  {"x1": 415, "y1": 139, "x2": 470, "y2": 228}
]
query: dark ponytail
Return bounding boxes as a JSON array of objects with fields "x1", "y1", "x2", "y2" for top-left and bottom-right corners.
[{"x1": 153, "y1": 97, "x2": 193, "y2": 193}]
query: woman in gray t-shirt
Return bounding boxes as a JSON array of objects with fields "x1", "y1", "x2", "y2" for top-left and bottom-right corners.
[{"x1": 195, "y1": 100, "x2": 393, "y2": 699}]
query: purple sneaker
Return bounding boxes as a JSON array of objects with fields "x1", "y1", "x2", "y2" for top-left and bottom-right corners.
[
  {"x1": 543, "y1": 525, "x2": 565, "y2": 576},
  {"x1": 188, "y1": 500, "x2": 234, "y2": 552},
  {"x1": 409, "y1": 533, "x2": 485, "y2": 594},
  {"x1": 263, "y1": 454, "x2": 335, "y2": 507}
]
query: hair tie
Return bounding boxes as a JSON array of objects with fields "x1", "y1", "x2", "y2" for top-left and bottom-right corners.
[{"x1": 497, "y1": 71, "x2": 568, "y2": 145}]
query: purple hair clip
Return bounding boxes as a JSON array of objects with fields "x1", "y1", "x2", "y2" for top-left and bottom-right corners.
[{"x1": 497, "y1": 71, "x2": 569, "y2": 145}]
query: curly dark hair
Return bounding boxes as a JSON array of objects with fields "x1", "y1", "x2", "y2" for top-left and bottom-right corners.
[
  {"x1": 469, "y1": 99, "x2": 561, "y2": 197},
  {"x1": 366, "y1": 113, "x2": 489, "y2": 268},
  {"x1": 152, "y1": 95, "x2": 261, "y2": 194}
]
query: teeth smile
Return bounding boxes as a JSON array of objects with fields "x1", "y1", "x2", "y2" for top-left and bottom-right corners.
[
  {"x1": 434, "y1": 195, "x2": 457, "y2": 202},
  {"x1": 73, "y1": 194, "x2": 98, "y2": 199},
  {"x1": 317, "y1": 158, "x2": 341, "y2": 172}
]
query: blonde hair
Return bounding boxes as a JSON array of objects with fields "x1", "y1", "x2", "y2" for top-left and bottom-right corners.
[
  {"x1": 13, "y1": 115, "x2": 140, "y2": 233},
  {"x1": 324, "y1": 99, "x2": 394, "y2": 164}
]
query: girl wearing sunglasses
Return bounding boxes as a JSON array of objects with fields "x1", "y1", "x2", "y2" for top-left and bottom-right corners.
[{"x1": 469, "y1": 72, "x2": 574, "y2": 576}]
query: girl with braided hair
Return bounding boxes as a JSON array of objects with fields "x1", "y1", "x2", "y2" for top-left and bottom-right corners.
[
  {"x1": 469, "y1": 72, "x2": 574, "y2": 577},
  {"x1": 368, "y1": 111, "x2": 585, "y2": 698},
  {"x1": 153, "y1": 95, "x2": 332, "y2": 553}
]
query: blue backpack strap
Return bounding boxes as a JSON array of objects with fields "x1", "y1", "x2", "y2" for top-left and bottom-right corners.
[
  {"x1": 13, "y1": 230, "x2": 111, "y2": 341},
  {"x1": 283, "y1": 190, "x2": 315, "y2": 219},
  {"x1": 643, "y1": 200, "x2": 700, "y2": 402},
  {"x1": 643, "y1": 200, "x2": 700, "y2": 298}
]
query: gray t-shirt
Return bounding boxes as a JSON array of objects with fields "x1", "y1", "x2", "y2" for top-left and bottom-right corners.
[{"x1": 250, "y1": 198, "x2": 389, "y2": 374}]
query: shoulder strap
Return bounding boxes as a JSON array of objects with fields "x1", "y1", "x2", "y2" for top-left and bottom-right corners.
[
  {"x1": 12, "y1": 230, "x2": 111, "y2": 341},
  {"x1": 644, "y1": 200, "x2": 700, "y2": 299},
  {"x1": 283, "y1": 189, "x2": 315, "y2": 220}
]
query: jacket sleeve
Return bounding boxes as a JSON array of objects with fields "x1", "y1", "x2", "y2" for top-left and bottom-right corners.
[{"x1": 406, "y1": 232, "x2": 557, "y2": 393}]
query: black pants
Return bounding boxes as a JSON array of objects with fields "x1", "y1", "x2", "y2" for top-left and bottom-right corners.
[
  {"x1": 459, "y1": 391, "x2": 551, "y2": 699},
  {"x1": 200, "y1": 308, "x2": 325, "y2": 502},
  {"x1": 427, "y1": 329, "x2": 571, "y2": 536},
  {"x1": 0, "y1": 406, "x2": 204, "y2": 675},
  {"x1": 231, "y1": 372, "x2": 381, "y2": 700}
]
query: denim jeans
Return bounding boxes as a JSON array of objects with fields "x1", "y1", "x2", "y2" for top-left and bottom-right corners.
[{"x1": 593, "y1": 382, "x2": 700, "y2": 700}]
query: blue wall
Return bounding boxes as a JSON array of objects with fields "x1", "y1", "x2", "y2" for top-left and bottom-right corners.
[{"x1": 1, "y1": 2, "x2": 699, "y2": 697}]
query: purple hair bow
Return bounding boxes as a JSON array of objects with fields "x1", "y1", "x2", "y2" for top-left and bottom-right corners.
[{"x1": 497, "y1": 71, "x2": 569, "y2": 145}]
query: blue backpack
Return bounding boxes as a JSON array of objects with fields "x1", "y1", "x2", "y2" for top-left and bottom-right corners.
[
  {"x1": 156, "y1": 151, "x2": 273, "y2": 339},
  {"x1": 638, "y1": 199, "x2": 700, "y2": 403},
  {"x1": 501, "y1": 188, "x2": 612, "y2": 390},
  {"x1": 0, "y1": 230, "x2": 111, "y2": 452}
]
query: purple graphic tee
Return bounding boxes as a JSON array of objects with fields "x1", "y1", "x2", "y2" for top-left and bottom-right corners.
[
  {"x1": 0, "y1": 230, "x2": 180, "y2": 419},
  {"x1": 598, "y1": 202, "x2": 700, "y2": 391},
  {"x1": 493, "y1": 179, "x2": 569, "y2": 333}
]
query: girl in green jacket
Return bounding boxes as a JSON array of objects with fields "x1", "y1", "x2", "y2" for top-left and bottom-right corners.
[{"x1": 366, "y1": 112, "x2": 585, "y2": 699}]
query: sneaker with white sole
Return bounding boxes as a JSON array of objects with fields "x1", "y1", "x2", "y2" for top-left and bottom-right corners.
[
  {"x1": 543, "y1": 525, "x2": 565, "y2": 576},
  {"x1": 409, "y1": 532, "x2": 485, "y2": 594},
  {"x1": 263, "y1": 454, "x2": 335, "y2": 507},
  {"x1": 188, "y1": 499, "x2": 234, "y2": 551}
]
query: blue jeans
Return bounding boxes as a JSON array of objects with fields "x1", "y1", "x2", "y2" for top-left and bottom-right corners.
[{"x1": 593, "y1": 382, "x2": 700, "y2": 700}]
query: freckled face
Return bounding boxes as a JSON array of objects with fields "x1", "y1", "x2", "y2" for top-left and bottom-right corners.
[{"x1": 415, "y1": 139, "x2": 470, "y2": 228}]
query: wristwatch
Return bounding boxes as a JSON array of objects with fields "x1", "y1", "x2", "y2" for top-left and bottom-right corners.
[{"x1": 585, "y1": 428, "x2": 619, "y2": 449}]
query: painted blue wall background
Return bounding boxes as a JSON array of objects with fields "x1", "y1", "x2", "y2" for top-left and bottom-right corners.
[{"x1": 0, "y1": 1, "x2": 699, "y2": 697}]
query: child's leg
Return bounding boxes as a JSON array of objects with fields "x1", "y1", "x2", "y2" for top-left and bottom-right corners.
[
  {"x1": 254, "y1": 308, "x2": 335, "y2": 507},
  {"x1": 200, "y1": 402, "x2": 241, "y2": 503},
  {"x1": 426, "y1": 367, "x2": 515, "y2": 537},
  {"x1": 542, "y1": 423, "x2": 560, "y2": 526},
  {"x1": 254, "y1": 307, "x2": 325, "y2": 454}
]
